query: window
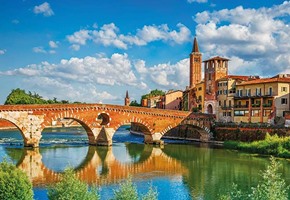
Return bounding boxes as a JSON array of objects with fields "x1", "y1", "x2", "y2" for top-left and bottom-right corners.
[
  {"x1": 246, "y1": 89, "x2": 251, "y2": 96},
  {"x1": 281, "y1": 98, "x2": 288, "y2": 105},
  {"x1": 224, "y1": 100, "x2": 226, "y2": 107},
  {"x1": 281, "y1": 87, "x2": 287, "y2": 92},
  {"x1": 268, "y1": 87, "x2": 272, "y2": 96},
  {"x1": 208, "y1": 73, "x2": 211, "y2": 80},
  {"x1": 219, "y1": 101, "x2": 221, "y2": 106},
  {"x1": 237, "y1": 89, "x2": 243, "y2": 97},
  {"x1": 198, "y1": 87, "x2": 202, "y2": 91},
  {"x1": 223, "y1": 90, "x2": 228, "y2": 95},
  {"x1": 229, "y1": 100, "x2": 232, "y2": 107},
  {"x1": 256, "y1": 88, "x2": 261, "y2": 96},
  {"x1": 252, "y1": 110, "x2": 260, "y2": 117},
  {"x1": 228, "y1": 112, "x2": 232, "y2": 116}
]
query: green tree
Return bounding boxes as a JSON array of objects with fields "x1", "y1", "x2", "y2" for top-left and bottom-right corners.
[
  {"x1": 141, "y1": 184, "x2": 158, "y2": 200},
  {"x1": 112, "y1": 178, "x2": 158, "y2": 200},
  {"x1": 0, "y1": 159, "x2": 33, "y2": 200},
  {"x1": 47, "y1": 168, "x2": 99, "y2": 200},
  {"x1": 249, "y1": 157, "x2": 288, "y2": 200},
  {"x1": 219, "y1": 157, "x2": 289, "y2": 200},
  {"x1": 112, "y1": 178, "x2": 138, "y2": 200},
  {"x1": 129, "y1": 100, "x2": 141, "y2": 107}
]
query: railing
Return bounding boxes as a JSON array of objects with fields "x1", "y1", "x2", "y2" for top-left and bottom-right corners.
[{"x1": 234, "y1": 105, "x2": 248, "y2": 108}]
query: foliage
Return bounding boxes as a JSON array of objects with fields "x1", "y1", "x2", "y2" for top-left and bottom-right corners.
[
  {"x1": 47, "y1": 168, "x2": 99, "y2": 200},
  {"x1": 219, "y1": 157, "x2": 289, "y2": 200},
  {"x1": 0, "y1": 159, "x2": 33, "y2": 200},
  {"x1": 141, "y1": 89, "x2": 165, "y2": 100},
  {"x1": 141, "y1": 184, "x2": 158, "y2": 200},
  {"x1": 224, "y1": 133, "x2": 290, "y2": 158},
  {"x1": 4, "y1": 88, "x2": 78, "y2": 105},
  {"x1": 130, "y1": 100, "x2": 141, "y2": 107},
  {"x1": 112, "y1": 178, "x2": 158, "y2": 200},
  {"x1": 249, "y1": 157, "x2": 288, "y2": 200},
  {"x1": 112, "y1": 178, "x2": 138, "y2": 200}
]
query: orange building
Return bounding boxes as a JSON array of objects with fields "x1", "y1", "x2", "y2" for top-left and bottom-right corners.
[{"x1": 204, "y1": 56, "x2": 229, "y2": 114}]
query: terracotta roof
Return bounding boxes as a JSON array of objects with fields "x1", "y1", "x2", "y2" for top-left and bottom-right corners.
[
  {"x1": 203, "y1": 56, "x2": 230, "y2": 62},
  {"x1": 217, "y1": 75, "x2": 259, "y2": 82},
  {"x1": 237, "y1": 77, "x2": 290, "y2": 86}
]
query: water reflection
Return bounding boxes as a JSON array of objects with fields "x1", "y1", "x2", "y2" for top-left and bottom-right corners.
[{"x1": 5, "y1": 144, "x2": 187, "y2": 187}]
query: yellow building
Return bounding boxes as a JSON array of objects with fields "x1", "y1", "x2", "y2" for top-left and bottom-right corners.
[
  {"x1": 196, "y1": 81, "x2": 204, "y2": 112},
  {"x1": 233, "y1": 74, "x2": 290, "y2": 123},
  {"x1": 216, "y1": 76, "x2": 256, "y2": 122}
]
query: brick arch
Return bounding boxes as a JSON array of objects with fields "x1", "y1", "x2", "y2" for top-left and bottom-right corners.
[
  {"x1": 114, "y1": 117, "x2": 152, "y2": 135},
  {"x1": 0, "y1": 117, "x2": 26, "y2": 140},
  {"x1": 42, "y1": 112, "x2": 95, "y2": 140}
]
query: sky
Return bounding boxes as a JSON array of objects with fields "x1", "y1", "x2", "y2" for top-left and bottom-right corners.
[{"x1": 0, "y1": 0, "x2": 290, "y2": 105}]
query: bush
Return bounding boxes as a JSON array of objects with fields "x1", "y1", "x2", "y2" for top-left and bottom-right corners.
[
  {"x1": 112, "y1": 178, "x2": 158, "y2": 200},
  {"x1": 219, "y1": 157, "x2": 289, "y2": 200},
  {"x1": 0, "y1": 159, "x2": 33, "y2": 200},
  {"x1": 47, "y1": 168, "x2": 99, "y2": 200}
]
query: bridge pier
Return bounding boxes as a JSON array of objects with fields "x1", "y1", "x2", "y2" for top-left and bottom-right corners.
[
  {"x1": 144, "y1": 133, "x2": 164, "y2": 146},
  {"x1": 95, "y1": 127, "x2": 114, "y2": 146}
]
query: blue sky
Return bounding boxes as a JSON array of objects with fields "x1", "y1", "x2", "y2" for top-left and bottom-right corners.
[{"x1": 0, "y1": 0, "x2": 289, "y2": 104}]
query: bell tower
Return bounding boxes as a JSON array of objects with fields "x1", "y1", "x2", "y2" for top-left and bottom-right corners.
[
  {"x1": 189, "y1": 37, "x2": 202, "y2": 88},
  {"x1": 124, "y1": 90, "x2": 130, "y2": 106}
]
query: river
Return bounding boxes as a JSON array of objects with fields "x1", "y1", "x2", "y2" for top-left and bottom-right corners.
[{"x1": 0, "y1": 125, "x2": 290, "y2": 199}]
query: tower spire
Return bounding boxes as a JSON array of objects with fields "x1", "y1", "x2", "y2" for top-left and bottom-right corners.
[
  {"x1": 192, "y1": 37, "x2": 199, "y2": 53},
  {"x1": 126, "y1": 90, "x2": 129, "y2": 98},
  {"x1": 124, "y1": 90, "x2": 130, "y2": 106}
]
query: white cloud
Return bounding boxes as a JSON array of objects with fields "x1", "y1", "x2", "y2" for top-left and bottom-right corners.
[
  {"x1": 49, "y1": 41, "x2": 58, "y2": 48},
  {"x1": 23, "y1": 77, "x2": 117, "y2": 103},
  {"x1": 134, "y1": 58, "x2": 189, "y2": 90},
  {"x1": 33, "y1": 2, "x2": 54, "y2": 17},
  {"x1": 188, "y1": 0, "x2": 207, "y2": 3},
  {"x1": 0, "y1": 49, "x2": 6, "y2": 55},
  {"x1": 194, "y1": 1, "x2": 290, "y2": 76},
  {"x1": 1, "y1": 53, "x2": 139, "y2": 87},
  {"x1": 67, "y1": 29, "x2": 91, "y2": 45},
  {"x1": 33, "y1": 46, "x2": 46, "y2": 53},
  {"x1": 70, "y1": 44, "x2": 80, "y2": 51},
  {"x1": 66, "y1": 23, "x2": 191, "y2": 49}
]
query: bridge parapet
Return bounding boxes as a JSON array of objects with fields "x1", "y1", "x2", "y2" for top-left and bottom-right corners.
[{"x1": 0, "y1": 104, "x2": 214, "y2": 147}]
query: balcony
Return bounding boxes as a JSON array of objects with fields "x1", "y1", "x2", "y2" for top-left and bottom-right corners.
[{"x1": 234, "y1": 105, "x2": 249, "y2": 109}]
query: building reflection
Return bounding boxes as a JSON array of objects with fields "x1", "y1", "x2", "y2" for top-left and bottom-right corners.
[{"x1": 14, "y1": 145, "x2": 187, "y2": 186}]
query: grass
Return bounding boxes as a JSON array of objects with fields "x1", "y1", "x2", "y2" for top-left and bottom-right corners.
[{"x1": 224, "y1": 133, "x2": 290, "y2": 158}]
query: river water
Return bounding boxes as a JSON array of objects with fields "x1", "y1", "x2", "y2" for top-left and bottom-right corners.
[{"x1": 0, "y1": 125, "x2": 290, "y2": 199}]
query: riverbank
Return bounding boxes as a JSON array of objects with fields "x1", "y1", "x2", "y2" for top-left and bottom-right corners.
[{"x1": 224, "y1": 133, "x2": 290, "y2": 158}]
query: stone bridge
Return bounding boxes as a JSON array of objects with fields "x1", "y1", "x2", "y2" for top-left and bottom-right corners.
[
  {"x1": 15, "y1": 145, "x2": 187, "y2": 186},
  {"x1": 0, "y1": 104, "x2": 214, "y2": 147}
]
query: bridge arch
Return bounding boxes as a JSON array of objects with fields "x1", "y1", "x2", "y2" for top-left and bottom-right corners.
[
  {"x1": 0, "y1": 118, "x2": 28, "y2": 145},
  {"x1": 43, "y1": 112, "x2": 97, "y2": 145}
]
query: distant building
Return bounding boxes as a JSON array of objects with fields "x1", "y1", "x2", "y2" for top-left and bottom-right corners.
[
  {"x1": 233, "y1": 74, "x2": 290, "y2": 123},
  {"x1": 182, "y1": 37, "x2": 203, "y2": 112},
  {"x1": 164, "y1": 90, "x2": 183, "y2": 110},
  {"x1": 196, "y1": 81, "x2": 204, "y2": 112},
  {"x1": 124, "y1": 90, "x2": 130, "y2": 106},
  {"x1": 189, "y1": 37, "x2": 202, "y2": 89},
  {"x1": 216, "y1": 75, "x2": 259, "y2": 122},
  {"x1": 204, "y1": 56, "x2": 229, "y2": 114}
]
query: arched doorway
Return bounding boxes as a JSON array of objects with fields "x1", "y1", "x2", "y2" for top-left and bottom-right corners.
[{"x1": 207, "y1": 104, "x2": 213, "y2": 114}]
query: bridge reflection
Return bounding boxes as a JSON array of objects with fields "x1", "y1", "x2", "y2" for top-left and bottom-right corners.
[{"x1": 11, "y1": 144, "x2": 187, "y2": 186}]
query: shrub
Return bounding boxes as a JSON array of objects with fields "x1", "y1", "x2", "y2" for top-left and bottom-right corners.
[
  {"x1": 47, "y1": 168, "x2": 99, "y2": 200},
  {"x1": 112, "y1": 178, "x2": 158, "y2": 200},
  {"x1": 112, "y1": 178, "x2": 138, "y2": 200},
  {"x1": 219, "y1": 157, "x2": 289, "y2": 200},
  {"x1": 0, "y1": 159, "x2": 33, "y2": 200}
]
